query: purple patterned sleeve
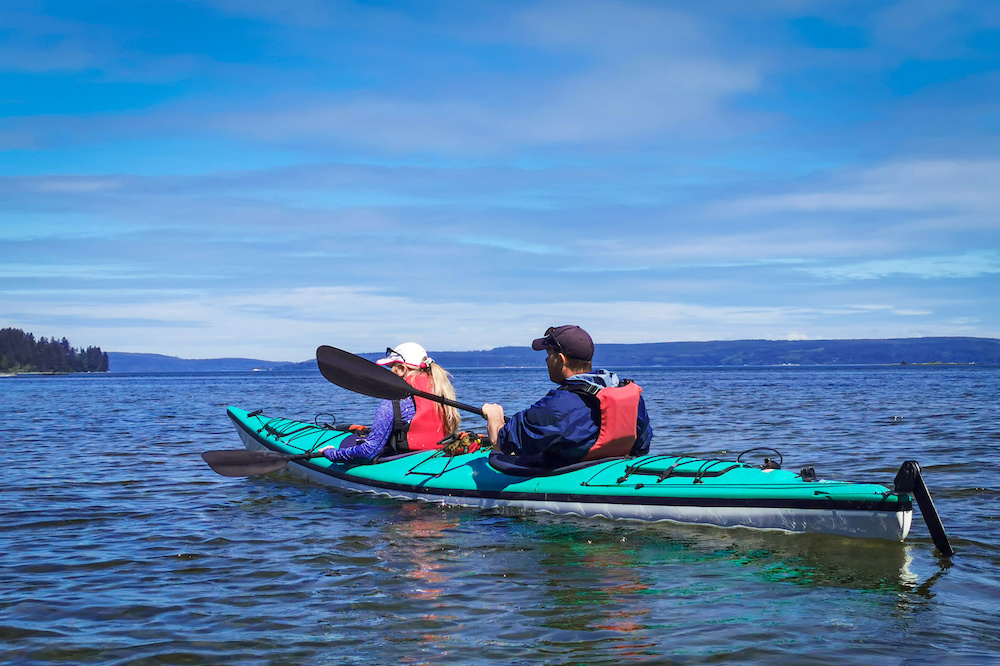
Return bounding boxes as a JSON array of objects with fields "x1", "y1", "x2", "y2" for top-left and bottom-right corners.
[{"x1": 323, "y1": 398, "x2": 415, "y2": 463}]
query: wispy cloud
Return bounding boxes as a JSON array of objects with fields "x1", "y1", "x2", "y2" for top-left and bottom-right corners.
[
  {"x1": 0, "y1": 285, "x2": 959, "y2": 359},
  {"x1": 721, "y1": 160, "x2": 1000, "y2": 219},
  {"x1": 2, "y1": 2, "x2": 761, "y2": 155},
  {"x1": 802, "y1": 251, "x2": 1000, "y2": 281},
  {"x1": 0, "y1": 263, "x2": 155, "y2": 279},
  {"x1": 1, "y1": 1, "x2": 998, "y2": 355},
  {"x1": 457, "y1": 236, "x2": 567, "y2": 255}
]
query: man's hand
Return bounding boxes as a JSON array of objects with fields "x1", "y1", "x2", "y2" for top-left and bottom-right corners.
[{"x1": 481, "y1": 403, "x2": 505, "y2": 445}]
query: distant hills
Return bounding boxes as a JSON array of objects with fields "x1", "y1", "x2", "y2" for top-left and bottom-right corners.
[
  {"x1": 106, "y1": 353, "x2": 286, "y2": 373},
  {"x1": 108, "y1": 337, "x2": 1000, "y2": 372}
]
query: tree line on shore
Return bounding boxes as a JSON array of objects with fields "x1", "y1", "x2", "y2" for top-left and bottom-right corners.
[{"x1": 0, "y1": 328, "x2": 109, "y2": 373}]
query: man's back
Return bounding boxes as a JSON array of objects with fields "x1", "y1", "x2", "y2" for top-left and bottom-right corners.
[
  {"x1": 496, "y1": 370, "x2": 653, "y2": 467},
  {"x1": 483, "y1": 325, "x2": 653, "y2": 466}
]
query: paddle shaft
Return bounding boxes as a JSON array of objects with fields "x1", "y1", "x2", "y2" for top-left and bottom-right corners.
[
  {"x1": 410, "y1": 387, "x2": 487, "y2": 418},
  {"x1": 316, "y1": 345, "x2": 503, "y2": 421}
]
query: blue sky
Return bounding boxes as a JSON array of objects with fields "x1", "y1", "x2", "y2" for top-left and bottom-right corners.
[{"x1": 2, "y1": 0, "x2": 999, "y2": 360}]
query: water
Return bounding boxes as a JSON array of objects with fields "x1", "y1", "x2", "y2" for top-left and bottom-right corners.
[{"x1": 2, "y1": 366, "x2": 999, "y2": 664}]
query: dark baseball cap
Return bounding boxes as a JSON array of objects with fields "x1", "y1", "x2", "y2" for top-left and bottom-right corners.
[{"x1": 531, "y1": 325, "x2": 594, "y2": 361}]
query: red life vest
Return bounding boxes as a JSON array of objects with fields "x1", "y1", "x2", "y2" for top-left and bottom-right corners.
[
  {"x1": 568, "y1": 380, "x2": 643, "y2": 461},
  {"x1": 390, "y1": 372, "x2": 448, "y2": 452}
]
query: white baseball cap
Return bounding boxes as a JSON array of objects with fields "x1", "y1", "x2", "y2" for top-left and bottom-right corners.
[{"x1": 376, "y1": 342, "x2": 432, "y2": 369}]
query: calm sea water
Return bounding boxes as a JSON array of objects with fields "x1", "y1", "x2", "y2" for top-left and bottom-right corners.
[{"x1": 2, "y1": 366, "x2": 999, "y2": 664}]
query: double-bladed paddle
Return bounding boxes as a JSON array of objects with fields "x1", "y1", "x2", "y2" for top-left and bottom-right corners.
[
  {"x1": 201, "y1": 449, "x2": 325, "y2": 477},
  {"x1": 203, "y1": 345, "x2": 502, "y2": 478},
  {"x1": 316, "y1": 344, "x2": 491, "y2": 418}
]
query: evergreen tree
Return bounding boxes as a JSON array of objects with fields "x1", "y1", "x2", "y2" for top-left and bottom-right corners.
[
  {"x1": 0, "y1": 327, "x2": 109, "y2": 373},
  {"x1": 85, "y1": 346, "x2": 104, "y2": 372}
]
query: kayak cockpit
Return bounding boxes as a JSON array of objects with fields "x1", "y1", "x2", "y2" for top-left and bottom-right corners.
[{"x1": 487, "y1": 452, "x2": 627, "y2": 477}]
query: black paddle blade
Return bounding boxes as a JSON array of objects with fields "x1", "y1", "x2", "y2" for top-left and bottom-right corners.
[
  {"x1": 202, "y1": 449, "x2": 311, "y2": 477},
  {"x1": 896, "y1": 460, "x2": 954, "y2": 558},
  {"x1": 316, "y1": 345, "x2": 415, "y2": 400}
]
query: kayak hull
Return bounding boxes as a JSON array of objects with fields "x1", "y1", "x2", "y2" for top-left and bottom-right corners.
[{"x1": 228, "y1": 407, "x2": 912, "y2": 541}]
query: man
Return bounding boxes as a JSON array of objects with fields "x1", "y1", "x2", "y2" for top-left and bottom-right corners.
[{"x1": 482, "y1": 325, "x2": 653, "y2": 468}]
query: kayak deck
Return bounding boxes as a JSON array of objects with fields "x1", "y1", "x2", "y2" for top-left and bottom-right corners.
[{"x1": 227, "y1": 407, "x2": 913, "y2": 541}]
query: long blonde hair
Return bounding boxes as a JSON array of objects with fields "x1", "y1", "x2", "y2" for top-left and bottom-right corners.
[{"x1": 399, "y1": 363, "x2": 461, "y2": 434}]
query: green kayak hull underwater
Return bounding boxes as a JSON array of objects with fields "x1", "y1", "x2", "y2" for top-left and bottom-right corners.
[{"x1": 227, "y1": 407, "x2": 913, "y2": 541}]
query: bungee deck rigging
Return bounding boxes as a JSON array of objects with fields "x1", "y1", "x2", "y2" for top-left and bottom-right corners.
[
  {"x1": 247, "y1": 414, "x2": 793, "y2": 489},
  {"x1": 241, "y1": 411, "x2": 836, "y2": 493}
]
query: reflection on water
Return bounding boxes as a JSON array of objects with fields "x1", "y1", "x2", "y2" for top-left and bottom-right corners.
[
  {"x1": 535, "y1": 526, "x2": 656, "y2": 659},
  {"x1": 347, "y1": 503, "x2": 950, "y2": 663},
  {"x1": 388, "y1": 503, "x2": 459, "y2": 602},
  {"x1": 374, "y1": 504, "x2": 465, "y2": 666},
  {"x1": 520, "y1": 516, "x2": 923, "y2": 595}
]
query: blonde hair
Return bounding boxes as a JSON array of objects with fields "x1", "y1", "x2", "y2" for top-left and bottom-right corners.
[{"x1": 398, "y1": 363, "x2": 461, "y2": 434}]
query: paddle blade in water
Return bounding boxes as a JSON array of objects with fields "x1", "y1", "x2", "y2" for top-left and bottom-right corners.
[
  {"x1": 316, "y1": 345, "x2": 416, "y2": 400},
  {"x1": 202, "y1": 449, "x2": 302, "y2": 477}
]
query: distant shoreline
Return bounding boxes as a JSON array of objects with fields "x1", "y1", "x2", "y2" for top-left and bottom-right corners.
[
  {"x1": 1, "y1": 370, "x2": 107, "y2": 377},
  {"x1": 105, "y1": 337, "x2": 1000, "y2": 373},
  {"x1": 4, "y1": 363, "x2": 994, "y2": 379}
]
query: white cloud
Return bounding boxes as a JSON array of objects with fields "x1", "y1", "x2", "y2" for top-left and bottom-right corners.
[
  {"x1": 32, "y1": 178, "x2": 125, "y2": 193},
  {"x1": 457, "y1": 235, "x2": 566, "y2": 255},
  {"x1": 802, "y1": 251, "x2": 1000, "y2": 281},
  {"x1": 578, "y1": 232, "x2": 894, "y2": 265},
  {"x1": 200, "y1": 1, "x2": 759, "y2": 154},
  {"x1": 196, "y1": 0, "x2": 337, "y2": 26},
  {"x1": 0, "y1": 263, "x2": 144, "y2": 279},
  {"x1": 1, "y1": 286, "x2": 975, "y2": 360},
  {"x1": 0, "y1": 9, "x2": 103, "y2": 74},
  {"x1": 722, "y1": 159, "x2": 1000, "y2": 222}
]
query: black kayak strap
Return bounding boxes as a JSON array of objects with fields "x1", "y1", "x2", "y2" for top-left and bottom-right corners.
[{"x1": 622, "y1": 462, "x2": 742, "y2": 483}]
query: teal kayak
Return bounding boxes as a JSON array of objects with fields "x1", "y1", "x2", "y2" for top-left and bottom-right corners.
[{"x1": 226, "y1": 406, "x2": 916, "y2": 541}]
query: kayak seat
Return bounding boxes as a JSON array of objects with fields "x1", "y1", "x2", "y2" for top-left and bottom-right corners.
[{"x1": 488, "y1": 451, "x2": 625, "y2": 477}]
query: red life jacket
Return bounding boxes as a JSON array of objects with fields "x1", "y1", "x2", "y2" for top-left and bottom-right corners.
[
  {"x1": 566, "y1": 380, "x2": 643, "y2": 461},
  {"x1": 389, "y1": 373, "x2": 448, "y2": 452}
]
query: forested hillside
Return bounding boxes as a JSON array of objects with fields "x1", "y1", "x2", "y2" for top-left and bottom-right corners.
[
  {"x1": 0, "y1": 328, "x2": 109, "y2": 373},
  {"x1": 416, "y1": 337, "x2": 1000, "y2": 367},
  {"x1": 108, "y1": 336, "x2": 997, "y2": 372}
]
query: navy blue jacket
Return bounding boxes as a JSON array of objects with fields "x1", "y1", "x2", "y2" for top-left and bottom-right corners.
[{"x1": 496, "y1": 371, "x2": 653, "y2": 467}]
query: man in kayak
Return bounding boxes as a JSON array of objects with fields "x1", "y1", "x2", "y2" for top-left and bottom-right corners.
[{"x1": 482, "y1": 325, "x2": 653, "y2": 467}]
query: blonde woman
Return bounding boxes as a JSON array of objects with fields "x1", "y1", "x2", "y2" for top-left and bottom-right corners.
[{"x1": 321, "y1": 342, "x2": 460, "y2": 463}]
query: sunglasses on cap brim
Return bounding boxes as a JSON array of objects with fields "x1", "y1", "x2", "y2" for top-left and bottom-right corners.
[
  {"x1": 543, "y1": 327, "x2": 564, "y2": 354},
  {"x1": 383, "y1": 347, "x2": 430, "y2": 368}
]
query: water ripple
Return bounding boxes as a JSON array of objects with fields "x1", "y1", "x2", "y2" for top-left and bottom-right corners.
[{"x1": 2, "y1": 367, "x2": 999, "y2": 663}]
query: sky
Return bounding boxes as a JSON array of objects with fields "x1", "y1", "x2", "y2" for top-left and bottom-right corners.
[{"x1": 1, "y1": 0, "x2": 999, "y2": 361}]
